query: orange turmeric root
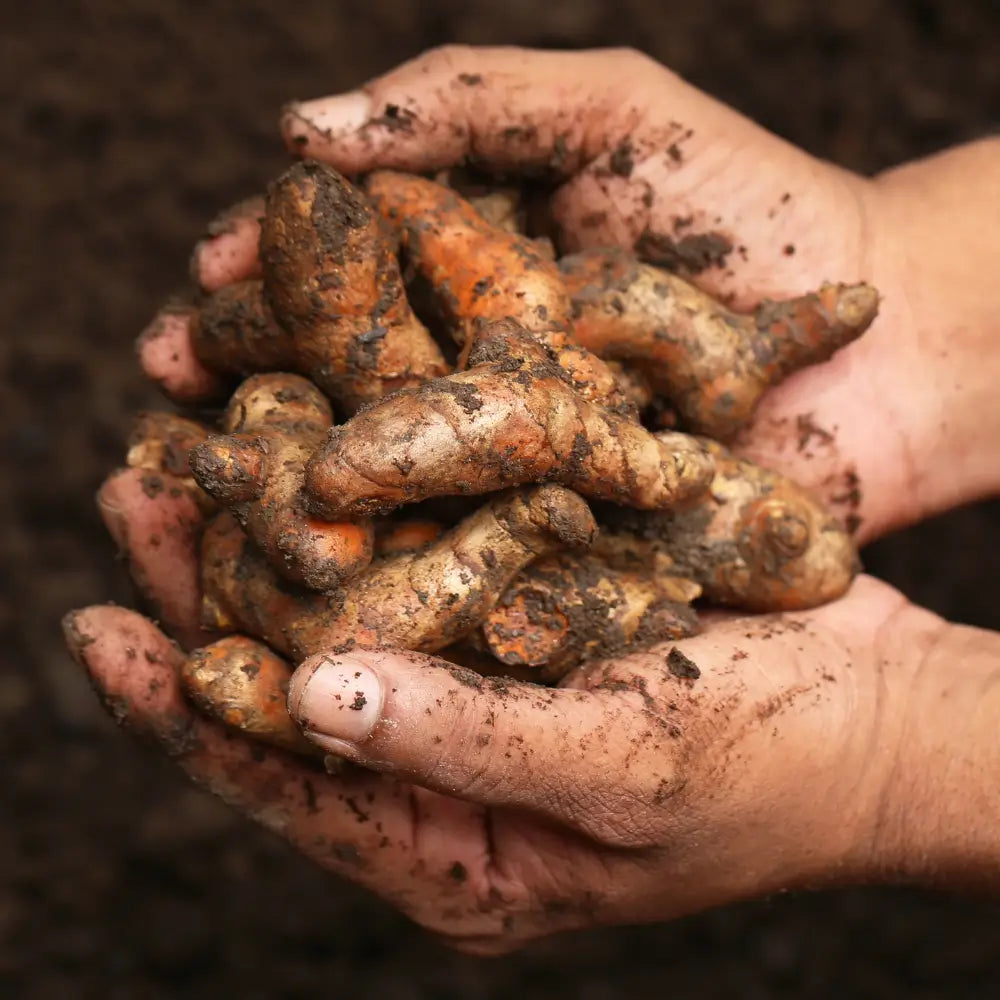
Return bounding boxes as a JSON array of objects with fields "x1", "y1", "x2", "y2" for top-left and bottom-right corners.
[
  {"x1": 201, "y1": 484, "x2": 596, "y2": 661},
  {"x1": 364, "y1": 170, "x2": 626, "y2": 407},
  {"x1": 483, "y1": 553, "x2": 701, "y2": 679},
  {"x1": 126, "y1": 411, "x2": 215, "y2": 513},
  {"x1": 373, "y1": 519, "x2": 444, "y2": 557},
  {"x1": 304, "y1": 319, "x2": 715, "y2": 521},
  {"x1": 190, "y1": 373, "x2": 373, "y2": 591},
  {"x1": 190, "y1": 279, "x2": 296, "y2": 379},
  {"x1": 560, "y1": 247, "x2": 879, "y2": 439},
  {"x1": 180, "y1": 636, "x2": 320, "y2": 756},
  {"x1": 257, "y1": 160, "x2": 449, "y2": 414},
  {"x1": 597, "y1": 439, "x2": 859, "y2": 611}
]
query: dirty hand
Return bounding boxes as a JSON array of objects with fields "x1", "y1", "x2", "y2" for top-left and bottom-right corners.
[
  {"x1": 66, "y1": 473, "x2": 1000, "y2": 953},
  {"x1": 252, "y1": 45, "x2": 996, "y2": 544}
]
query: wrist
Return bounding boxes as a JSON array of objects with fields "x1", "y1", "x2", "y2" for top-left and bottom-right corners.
[
  {"x1": 866, "y1": 139, "x2": 1000, "y2": 525},
  {"x1": 869, "y1": 616, "x2": 1000, "y2": 889}
]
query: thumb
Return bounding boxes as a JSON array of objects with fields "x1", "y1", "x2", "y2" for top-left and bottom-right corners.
[
  {"x1": 286, "y1": 647, "x2": 668, "y2": 845},
  {"x1": 281, "y1": 45, "x2": 863, "y2": 304}
]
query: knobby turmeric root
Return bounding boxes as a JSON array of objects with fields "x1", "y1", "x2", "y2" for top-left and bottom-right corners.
[
  {"x1": 180, "y1": 635, "x2": 320, "y2": 756},
  {"x1": 304, "y1": 319, "x2": 715, "y2": 521},
  {"x1": 201, "y1": 483, "x2": 597, "y2": 661},
  {"x1": 257, "y1": 160, "x2": 449, "y2": 413},
  {"x1": 598, "y1": 439, "x2": 859, "y2": 611},
  {"x1": 126, "y1": 411, "x2": 215, "y2": 513},
  {"x1": 364, "y1": 170, "x2": 627, "y2": 407},
  {"x1": 190, "y1": 279, "x2": 295, "y2": 380},
  {"x1": 483, "y1": 553, "x2": 702, "y2": 680},
  {"x1": 560, "y1": 247, "x2": 879, "y2": 439},
  {"x1": 190, "y1": 373, "x2": 374, "y2": 591}
]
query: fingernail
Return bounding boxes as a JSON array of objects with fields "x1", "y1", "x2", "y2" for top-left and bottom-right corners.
[
  {"x1": 284, "y1": 91, "x2": 373, "y2": 143},
  {"x1": 97, "y1": 484, "x2": 128, "y2": 550},
  {"x1": 288, "y1": 655, "x2": 382, "y2": 746},
  {"x1": 61, "y1": 610, "x2": 95, "y2": 662}
]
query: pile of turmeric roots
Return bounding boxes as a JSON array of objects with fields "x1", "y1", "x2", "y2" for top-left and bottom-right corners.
[{"x1": 122, "y1": 161, "x2": 878, "y2": 758}]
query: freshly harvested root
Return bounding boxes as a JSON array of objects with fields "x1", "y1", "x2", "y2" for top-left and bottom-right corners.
[
  {"x1": 364, "y1": 171, "x2": 626, "y2": 407},
  {"x1": 373, "y1": 519, "x2": 444, "y2": 557},
  {"x1": 190, "y1": 280, "x2": 296, "y2": 379},
  {"x1": 201, "y1": 484, "x2": 596, "y2": 661},
  {"x1": 598, "y1": 439, "x2": 860, "y2": 611},
  {"x1": 434, "y1": 167, "x2": 526, "y2": 234},
  {"x1": 560, "y1": 248, "x2": 880, "y2": 439},
  {"x1": 483, "y1": 553, "x2": 702, "y2": 680},
  {"x1": 259, "y1": 161, "x2": 449, "y2": 414},
  {"x1": 605, "y1": 360, "x2": 655, "y2": 413},
  {"x1": 304, "y1": 319, "x2": 715, "y2": 521},
  {"x1": 126, "y1": 411, "x2": 215, "y2": 513},
  {"x1": 180, "y1": 635, "x2": 319, "y2": 756},
  {"x1": 190, "y1": 374, "x2": 374, "y2": 591}
]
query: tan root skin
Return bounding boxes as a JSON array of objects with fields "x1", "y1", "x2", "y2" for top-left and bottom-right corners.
[
  {"x1": 560, "y1": 247, "x2": 879, "y2": 438},
  {"x1": 600, "y1": 439, "x2": 859, "y2": 612},
  {"x1": 127, "y1": 412, "x2": 215, "y2": 513},
  {"x1": 191, "y1": 279, "x2": 296, "y2": 379},
  {"x1": 364, "y1": 170, "x2": 628, "y2": 408},
  {"x1": 190, "y1": 373, "x2": 373, "y2": 591},
  {"x1": 201, "y1": 484, "x2": 597, "y2": 662},
  {"x1": 259, "y1": 160, "x2": 448, "y2": 414},
  {"x1": 483, "y1": 553, "x2": 702, "y2": 680},
  {"x1": 304, "y1": 319, "x2": 715, "y2": 521},
  {"x1": 180, "y1": 635, "x2": 319, "y2": 756}
]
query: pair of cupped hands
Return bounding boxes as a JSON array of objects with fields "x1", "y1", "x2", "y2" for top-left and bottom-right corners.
[{"x1": 65, "y1": 47, "x2": 1000, "y2": 953}]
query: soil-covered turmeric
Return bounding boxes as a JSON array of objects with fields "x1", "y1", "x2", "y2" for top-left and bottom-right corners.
[
  {"x1": 256, "y1": 161, "x2": 449, "y2": 413},
  {"x1": 190, "y1": 373, "x2": 373, "y2": 591},
  {"x1": 596, "y1": 439, "x2": 859, "y2": 611},
  {"x1": 180, "y1": 635, "x2": 320, "y2": 756},
  {"x1": 304, "y1": 319, "x2": 715, "y2": 521},
  {"x1": 201, "y1": 483, "x2": 597, "y2": 661},
  {"x1": 483, "y1": 553, "x2": 701, "y2": 679},
  {"x1": 560, "y1": 247, "x2": 879, "y2": 439}
]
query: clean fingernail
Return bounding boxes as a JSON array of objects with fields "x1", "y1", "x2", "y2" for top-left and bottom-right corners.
[
  {"x1": 284, "y1": 91, "x2": 373, "y2": 141},
  {"x1": 288, "y1": 655, "x2": 382, "y2": 746}
]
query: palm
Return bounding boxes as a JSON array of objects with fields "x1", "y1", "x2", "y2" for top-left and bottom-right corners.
[{"x1": 67, "y1": 569, "x2": 910, "y2": 952}]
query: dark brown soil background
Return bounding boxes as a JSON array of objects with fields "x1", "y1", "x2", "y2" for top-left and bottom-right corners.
[{"x1": 3, "y1": 1, "x2": 1000, "y2": 996}]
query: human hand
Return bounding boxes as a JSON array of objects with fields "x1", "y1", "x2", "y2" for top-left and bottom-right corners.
[
  {"x1": 67, "y1": 469, "x2": 1000, "y2": 953},
  {"x1": 158, "y1": 45, "x2": 1000, "y2": 543},
  {"x1": 83, "y1": 47, "x2": 1000, "y2": 952}
]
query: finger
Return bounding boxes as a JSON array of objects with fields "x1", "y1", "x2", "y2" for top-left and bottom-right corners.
[
  {"x1": 98, "y1": 468, "x2": 206, "y2": 647},
  {"x1": 64, "y1": 606, "x2": 517, "y2": 936},
  {"x1": 63, "y1": 608, "x2": 420, "y2": 884},
  {"x1": 190, "y1": 195, "x2": 265, "y2": 293},
  {"x1": 282, "y1": 46, "x2": 649, "y2": 175},
  {"x1": 287, "y1": 646, "x2": 669, "y2": 844},
  {"x1": 282, "y1": 45, "x2": 865, "y2": 304},
  {"x1": 137, "y1": 305, "x2": 226, "y2": 404}
]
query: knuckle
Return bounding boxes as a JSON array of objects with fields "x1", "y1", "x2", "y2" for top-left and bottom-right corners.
[{"x1": 423, "y1": 694, "x2": 504, "y2": 797}]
